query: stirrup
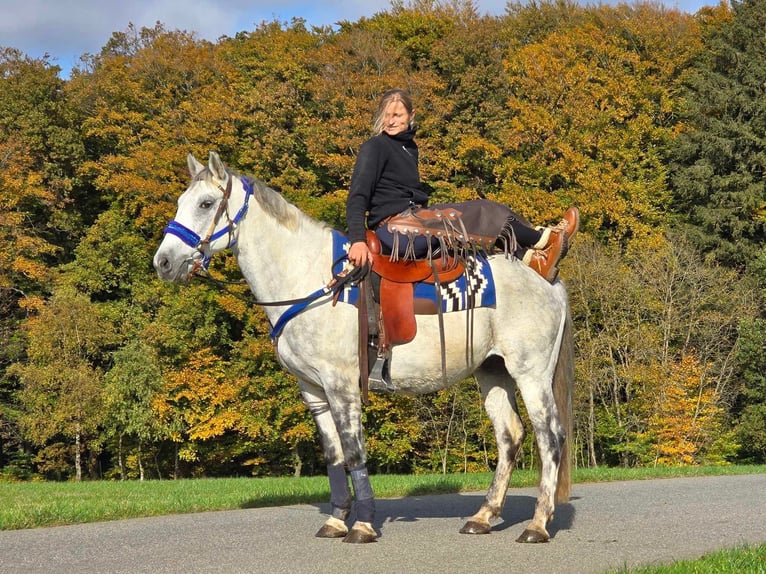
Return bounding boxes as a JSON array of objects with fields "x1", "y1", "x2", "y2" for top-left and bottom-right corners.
[{"x1": 368, "y1": 357, "x2": 395, "y2": 392}]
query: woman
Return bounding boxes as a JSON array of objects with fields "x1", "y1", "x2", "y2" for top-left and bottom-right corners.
[{"x1": 346, "y1": 88, "x2": 578, "y2": 282}]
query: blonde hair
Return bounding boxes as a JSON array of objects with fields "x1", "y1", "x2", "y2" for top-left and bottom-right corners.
[{"x1": 372, "y1": 88, "x2": 414, "y2": 135}]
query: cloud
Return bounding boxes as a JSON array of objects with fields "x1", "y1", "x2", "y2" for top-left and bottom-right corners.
[
  {"x1": 0, "y1": 0, "x2": 248, "y2": 66},
  {"x1": 0, "y1": 0, "x2": 710, "y2": 75}
]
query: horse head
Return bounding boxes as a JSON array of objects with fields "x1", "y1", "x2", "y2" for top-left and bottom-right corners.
[{"x1": 153, "y1": 151, "x2": 252, "y2": 282}]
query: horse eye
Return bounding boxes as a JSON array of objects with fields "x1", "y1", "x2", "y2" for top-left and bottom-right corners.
[{"x1": 199, "y1": 200, "x2": 214, "y2": 209}]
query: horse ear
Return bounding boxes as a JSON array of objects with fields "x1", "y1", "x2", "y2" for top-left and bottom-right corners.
[
  {"x1": 208, "y1": 151, "x2": 227, "y2": 181},
  {"x1": 187, "y1": 153, "x2": 205, "y2": 178}
]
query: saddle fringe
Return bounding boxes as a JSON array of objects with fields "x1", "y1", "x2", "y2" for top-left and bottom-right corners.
[{"x1": 387, "y1": 207, "x2": 518, "y2": 266}]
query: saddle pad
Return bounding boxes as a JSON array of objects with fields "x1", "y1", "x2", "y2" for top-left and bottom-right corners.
[{"x1": 332, "y1": 230, "x2": 496, "y2": 312}]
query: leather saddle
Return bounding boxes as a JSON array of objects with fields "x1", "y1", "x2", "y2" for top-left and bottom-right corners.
[
  {"x1": 365, "y1": 230, "x2": 465, "y2": 346},
  {"x1": 357, "y1": 209, "x2": 497, "y2": 398}
]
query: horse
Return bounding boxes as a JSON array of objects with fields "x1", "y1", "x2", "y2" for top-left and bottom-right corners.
[{"x1": 153, "y1": 151, "x2": 574, "y2": 544}]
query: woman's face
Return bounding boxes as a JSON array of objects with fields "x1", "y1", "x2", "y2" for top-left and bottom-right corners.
[{"x1": 381, "y1": 100, "x2": 413, "y2": 136}]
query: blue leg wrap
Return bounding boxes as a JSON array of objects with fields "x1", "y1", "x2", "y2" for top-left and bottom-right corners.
[
  {"x1": 349, "y1": 464, "x2": 375, "y2": 523},
  {"x1": 328, "y1": 463, "x2": 351, "y2": 519}
]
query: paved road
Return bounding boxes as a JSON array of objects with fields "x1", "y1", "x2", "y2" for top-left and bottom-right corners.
[{"x1": 1, "y1": 474, "x2": 765, "y2": 574}]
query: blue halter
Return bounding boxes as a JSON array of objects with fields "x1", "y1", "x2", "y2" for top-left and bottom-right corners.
[{"x1": 163, "y1": 175, "x2": 254, "y2": 272}]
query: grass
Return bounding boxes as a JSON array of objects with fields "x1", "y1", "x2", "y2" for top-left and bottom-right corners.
[
  {"x1": 2, "y1": 465, "x2": 764, "y2": 573},
  {"x1": 610, "y1": 543, "x2": 766, "y2": 573},
  {"x1": 1, "y1": 464, "x2": 764, "y2": 531}
]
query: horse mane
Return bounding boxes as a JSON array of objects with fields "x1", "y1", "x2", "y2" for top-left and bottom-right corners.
[{"x1": 198, "y1": 167, "x2": 327, "y2": 233}]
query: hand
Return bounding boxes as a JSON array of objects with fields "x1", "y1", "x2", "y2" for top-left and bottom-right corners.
[{"x1": 348, "y1": 241, "x2": 371, "y2": 268}]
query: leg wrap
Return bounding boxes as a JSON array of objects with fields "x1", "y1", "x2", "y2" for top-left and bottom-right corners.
[
  {"x1": 328, "y1": 463, "x2": 351, "y2": 519},
  {"x1": 349, "y1": 464, "x2": 375, "y2": 523}
]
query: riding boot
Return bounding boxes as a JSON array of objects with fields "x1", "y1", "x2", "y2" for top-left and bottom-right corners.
[
  {"x1": 534, "y1": 207, "x2": 580, "y2": 254},
  {"x1": 522, "y1": 229, "x2": 565, "y2": 283},
  {"x1": 554, "y1": 206, "x2": 580, "y2": 251}
]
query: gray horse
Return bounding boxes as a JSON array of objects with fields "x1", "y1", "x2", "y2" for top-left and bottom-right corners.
[{"x1": 154, "y1": 151, "x2": 573, "y2": 544}]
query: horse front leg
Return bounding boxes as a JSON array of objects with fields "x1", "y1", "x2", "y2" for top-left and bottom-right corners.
[
  {"x1": 301, "y1": 380, "x2": 377, "y2": 543},
  {"x1": 461, "y1": 363, "x2": 525, "y2": 535},
  {"x1": 300, "y1": 383, "x2": 351, "y2": 539},
  {"x1": 516, "y1": 381, "x2": 566, "y2": 543},
  {"x1": 325, "y1": 387, "x2": 377, "y2": 543}
]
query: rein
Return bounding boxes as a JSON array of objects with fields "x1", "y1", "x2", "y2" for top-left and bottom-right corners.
[{"x1": 193, "y1": 258, "x2": 368, "y2": 339}]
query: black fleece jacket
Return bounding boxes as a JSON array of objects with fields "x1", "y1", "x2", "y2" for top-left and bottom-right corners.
[{"x1": 345, "y1": 129, "x2": 430, "y2": 244}]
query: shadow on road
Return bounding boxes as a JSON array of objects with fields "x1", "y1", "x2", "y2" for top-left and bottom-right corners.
[{"x1": 310, "y1": 492, "x2": 577, "y2": 539}]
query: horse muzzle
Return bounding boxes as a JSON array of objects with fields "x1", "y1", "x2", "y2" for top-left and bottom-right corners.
[{"x1": 153, "y1": 246, "x2": 198, "y2": 282}]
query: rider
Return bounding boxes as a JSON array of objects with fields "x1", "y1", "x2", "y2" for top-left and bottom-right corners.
[{"x1": 345, "y1": 88, "x2": 579, "y2": 283}]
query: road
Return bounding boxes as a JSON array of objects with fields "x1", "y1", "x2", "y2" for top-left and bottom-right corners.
[{"x1": 1, "y1": 474, "x2": 764, "y2": 574}]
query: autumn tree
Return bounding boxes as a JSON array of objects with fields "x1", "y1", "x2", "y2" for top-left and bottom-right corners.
[
  {"x1": 633, "y1": 353, "x2": 735, "y2": 466},
  {"x1": 0, "y1": 48, "x2": 88, "y2": 473},
  {"x1": 566, "y1": 234, "x2": 753, "y2": 467},
  {"x1": 498, "y1": 2, "x2": 701, "y2": 245},
  {"x1": 4, "y1": 1, "x2": 765, "y2": 479}
]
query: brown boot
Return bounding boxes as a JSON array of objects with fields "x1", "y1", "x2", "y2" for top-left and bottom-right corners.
[
  {"x1": 523, "y1": 229, "x2": 565, "y2": 283},
  {"x1": 556, "y1": 206, "x2": 580, "y2": 246}
]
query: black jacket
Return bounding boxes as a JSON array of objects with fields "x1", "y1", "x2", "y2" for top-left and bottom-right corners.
[{"x1": 346, "y1": 129, "x2": 429, "y2": 244}]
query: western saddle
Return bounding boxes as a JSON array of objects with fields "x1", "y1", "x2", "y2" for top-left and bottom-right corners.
[{"x1": 357, "y1": 204, "x2": 499, "y2": 401}]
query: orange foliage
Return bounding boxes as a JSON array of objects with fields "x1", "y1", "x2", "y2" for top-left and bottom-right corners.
[
  {"x1": 155, "y1": 349, "x2": 246, "y2": 442},
  {"x1": 638, "y1": 353, "x2": 725, "y2": 466}
]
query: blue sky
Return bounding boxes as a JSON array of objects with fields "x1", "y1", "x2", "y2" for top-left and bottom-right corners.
[{"x1": 1, "y1": 0, "x2": 715, "y2": 77}]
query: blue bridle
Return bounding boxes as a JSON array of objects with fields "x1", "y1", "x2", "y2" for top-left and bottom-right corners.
[{"x1": 163, "y1": 175, "x2": 254, "y2": 273}]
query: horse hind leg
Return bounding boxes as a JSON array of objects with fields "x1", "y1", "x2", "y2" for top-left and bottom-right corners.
[
  {"x1": 300, "y1": 383, "x2": 351, "y2": 539},
  {"x1": 514, "y1": 376, "x2": 567, "y2": 543},
  {"x1": 460, "y1": 356, "x2": 525, "y2": 535},
  {"x1": 516, "y1": 312, "x2": 573, "y2": 543}
]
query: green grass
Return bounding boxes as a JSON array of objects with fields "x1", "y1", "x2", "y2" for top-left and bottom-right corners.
[
  {"x1": 610, "y1": 543, "x2": 766, "y2": 573},
  {"x1": 1, "y1": 464, "x2": 763, "y2": 531},
  {"x1": 2, "y1": 466, "x2": 764, "y2": 573}
]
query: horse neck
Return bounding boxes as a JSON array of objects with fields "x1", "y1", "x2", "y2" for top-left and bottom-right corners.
[{"x1": 233, "y1": 189, "x2": 333, "y2": 302}]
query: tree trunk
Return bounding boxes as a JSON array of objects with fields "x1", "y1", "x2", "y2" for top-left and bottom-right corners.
[
  {"x1": 588, "y1": 387, "x2": 598, "y2": 467},
  {"x1": 292, "y1": 445, "x2": 302, "y2": 478},
  {"x1": 75, "y1": 430, "x2": 82, "y2": 482},
  {"x1": 118, "y1": 433, "x2": 125, "y2": 481},
  {"x1": 138, "y1": 440, "x2": 145, "y2": 481}
]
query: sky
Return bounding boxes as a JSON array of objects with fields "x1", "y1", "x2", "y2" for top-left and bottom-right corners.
[{"x1": 1, "y1": 0, "x2": 714, "y2": 77}]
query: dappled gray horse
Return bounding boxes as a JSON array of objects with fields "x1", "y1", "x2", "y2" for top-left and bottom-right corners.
[{"x1": 153, "y1": 151, "x2": 573, "y2": 543}]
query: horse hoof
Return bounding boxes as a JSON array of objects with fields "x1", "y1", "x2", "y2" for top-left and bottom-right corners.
[
  {"x1": 459, "y1": 520, "x2": 491, "y2": 535},
  {"x1": 315, "y1": 523, "x2": 348, "y2": 538},
  {"x1": 516, "y1": 528, "x2": 550, "y2": 543},
  {"x1": 342, "y1": 530, "x2": 377, "y2": 543}
]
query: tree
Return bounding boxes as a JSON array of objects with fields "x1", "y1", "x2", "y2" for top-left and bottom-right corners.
[
  {"x1": 498, "y1": 2, "x2": 700, "y2": 246},
  {"x1": 566, "y1": 233, "x2": 754, "y2": 467},
  {"x1": 633, "y1": 353, "x2": 734, "y2": 466},
  {"x1": 10, "y1": 288, "x2": 114, "y2": 480},
  {"x1": 3, "y1": 1, "x2": 764, "y2": 478},
  {"x1": 103, "y1": 340, "x2": 165, "y2": 480},
  {"x1": 732, "y1": 317, "x2": 766, "y2": 463},
  {"x1": 669, "y1": 0, "x2": 766, "y2": 269},
  {"x1": 0, "y1": 48, "x2": 89, "y2": 474}
]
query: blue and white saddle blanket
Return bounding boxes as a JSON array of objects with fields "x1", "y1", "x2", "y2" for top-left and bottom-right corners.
[{"x1": 331, "y1": 230, "x2": 496, "y2": 312}]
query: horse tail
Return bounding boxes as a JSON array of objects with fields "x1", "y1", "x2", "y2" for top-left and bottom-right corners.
[{"x1": 553, "y1": 305, "x2": 574, "y2": 504}]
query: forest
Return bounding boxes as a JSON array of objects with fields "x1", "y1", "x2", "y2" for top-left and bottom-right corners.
[{"x1": 1, "y1": 0, "x2": 764, "y2": 481}]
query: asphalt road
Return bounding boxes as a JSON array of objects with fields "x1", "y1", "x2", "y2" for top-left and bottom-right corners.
[{"x1": 1, "y1": 474, "x2": 765, "y2": 574}]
